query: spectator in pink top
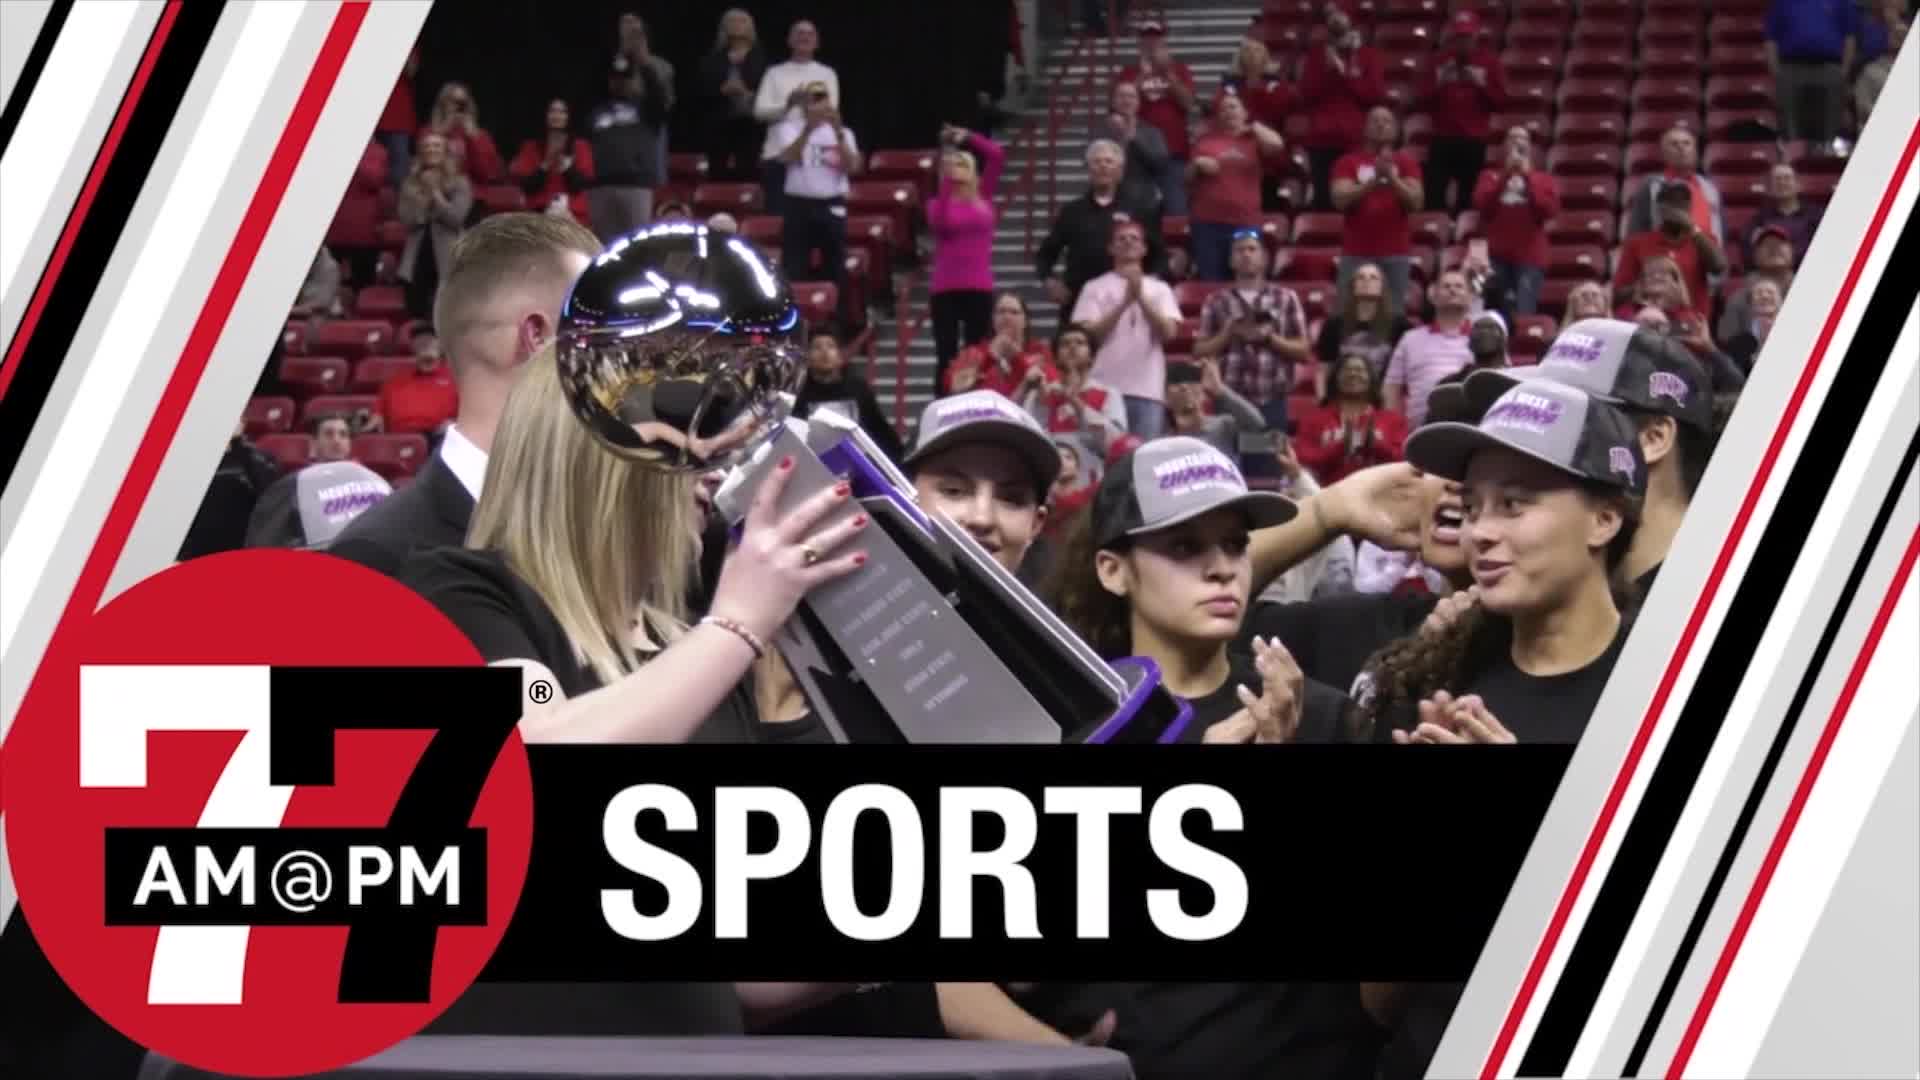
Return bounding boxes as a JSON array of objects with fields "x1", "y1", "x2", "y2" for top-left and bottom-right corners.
[
  {"x1": 1071, "y1": 221, "x2": 1183, "y2": 439},
  {"x1": 1381, "y1": 269, "x2": 1475, "y2": 427},
  {"x1": 925, "y1": 122, "x2": 1007, "y2": 391}
]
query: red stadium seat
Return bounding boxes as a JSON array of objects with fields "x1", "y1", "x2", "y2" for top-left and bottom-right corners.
[
  {"x1": 1509, "y1": 314, "x2": 1558, "y2": 359},
  {"x1": 1545, "y1": 244, "x2": 1608, "y2": 279},
  {"x1": 1569, "y1": 22, "x2": 1630, "y2": 49},
  {"x1": 1162, "y1": 215, "x2": 1192, "y2": 249},
  {"x1": 1280, "y1": 279, "x2": 1336, "y2": 321},
  {"x1": 308, "y1": 319, "x2": 393, "y2": 360},
  {"x1": 1713, "y1": 172, "x2": 1770, "y2": 209},
  {"x1": 1292, "y1": 213, "x2": 1345, "y2": 246},
  {"x1": 1704, "y1": 142, "x2": 1779, "y2": 176},
  {"x1": 243, "y1": 396, "x2": 297, "y2": 437},
  {"x1": 790, "y1": 282, "x2": 839, "y2": 324},
  {"x1": 1381, "y1": 49, "x2": 1425, "y2": 87},
  {"x1": 1709, "y1": 46, "x2": 1770, "y2": 78},
  {"x1": 1257, "y1": 213, "x2": 1292, "y2": 246},
  {"x1": 1724, "y1": 205, "x2": 1758, "y2": 244},
  {"x1": 1536, "y1": 278, "x2": 1582, "y2": 316},
  {"x1": 1174, "y1": 281, "x2": 1224, "y2": 317},
  {"x1": 1625, "y1": 143, "x2": 1669, "y2": 178},
  {"x1": 352, "y1": 434, "x2": 429, "y2": 480},
  {"x1": 278, "y1": 355, "x2": 349, "y2": 399},
  {"x1": 394, "y1": 319, "x2": 432, "y2": 351},
  {"x1": 475, "y1": 185, "x2": 525, "y2": 216},
  {"x1": 1376, "y1": 26, "x2": 1437, "y2": 53},
  {"x1": 257, "y1": 435, "x2": 313, "y2": 473},
  {"x1": 1632, "y1": 78, "x2": 1702, "y2": 113},
  {"x1": 1488, "y1": 110, "x2": 1552, "y2": 146},
  {"x1": 1501, "y1": 47, "x2": 1562, "y2": 83},
  {"x1": 1381, "y1": 0, "x2": 1444, "y2": 22},
  {"x1": 1708, "y1": 15, "x2": 1767, "y2": 47},
  {"x1": 845, "y1": 214, "x2": 896, "y2": 275},
  {"x1": 350, "y1": 355, "x2": 416, "y2": 394},
  {"x1": 1506, "y1": 19, "x2": 1569, "y2": 51},
  {"x1": 1577, "y1": 0, "x2": 1633, "y2": 21},
  {"x1": 1261, "y1": 0, "x2": 1315, "y2": 24},
  {"x1": 1556, "y1": 77, "x2": 1625, "y2": 115},
  {"x1": 325, "y1": 194, "x2": 382, "y2": 250},
  {"x1": 301, "y1": 394, "x2": 380, "y2": 428},
  {"x1": 841, "y1": 246, "x2": 873, "y2": 317},
  {"x1": 282, "y1": 320, "x2": 307, "y2": 355},
  {"x1": 1547, "y1": 144, "x2": 1623, "y2": 179},
  {"x1": 1165, "y1": 317, "x2": 1201, "y2": 355},
  {"x1": 1401, "y1": 113, "x2": 1433, "y2": 150},
  {"x1": 741, "y1": 214, "x2": 783, "y2": 247},
  {"x1": 1706, "y1": 75, "x2": 1774, "y2": 110},
  {"x1": 1544, "y1": 211, "x2": 1615, "y2": 245},
  {"x1": 1409, "y1": 212, "x2": 1451, "y2": 248},
  {"x1": 847, "y1": 180, "x2": 920, "y2": 250},
  {"x1": 1558, "y1": 175, "x2": 1621, "y2": 212},
  {"x1": 1505, "y1": 75, "x2": 1557, "y2": 111},
  {"x1": 1555, "y1": 112, "x2": 1626, "y2": 146},
  {"x1": 667, "y1": 153, "x2": 709, "y2": 185},
  {"x1": 1631, "y1": 111, "x2": 1704, "y2": 146},
  {"x1": 1280, "y1": 246, "x2": 1341, "y2": 281},
  {"x1": 353, "y1": 285, "x2": 406, "y2": 320},
  {"x1": 1639, "y1": 18, "x2": 1703, "y2": 51},
  {"x1": 376, "y1": 220, "x2": 408, "y2": 253},
  {"x1": 1564, "y1": 46, "x2": 1630, "y2": 80},
  {"x1": 691, "y1": 182, "x2": 764, "y2": 218},
  {"x1": 1637, "y1": 47, "x2": 1698, "y2": 80},
  {"x1": 1706, "y1": 108, "x2": 1777, "y2": 142},
  {"x1": 1786, "y1": 142, "x2": 1849, "y2": 177},
  {"x1": 1510, "y1": 0, "x2": 1573, "y2": 17}
]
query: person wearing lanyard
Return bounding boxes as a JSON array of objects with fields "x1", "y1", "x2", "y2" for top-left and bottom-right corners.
[{"x1": 772, "y1": 82, "x2": 862, "y2": 327}]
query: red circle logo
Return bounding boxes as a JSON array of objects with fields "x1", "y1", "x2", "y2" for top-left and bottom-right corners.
[{"x1": 4, "y1": 550, "x2": 534, "y2": 1076}]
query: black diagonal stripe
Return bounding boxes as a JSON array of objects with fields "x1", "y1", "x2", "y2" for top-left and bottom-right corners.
[
  {"x1": 1518, "y1": 206, "x2": 1920, "y2": 1077},
  {"x1": 1619, "y1": 422, "x2": 1920, "y2": 1076},
  {"x1": 0, "y1": 0, "x2": 75, "y2": 156},
  {"x1": 0, "y1": 0, "x2": 228, "y2": 495}
]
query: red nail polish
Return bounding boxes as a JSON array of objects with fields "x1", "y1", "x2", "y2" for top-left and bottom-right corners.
[
  {"x1": 834, "y1": 482, "x2": 851, "y2": 497},
  {"x1": 779, "y1": 455, "x2": 794, "y2": 471},
  {"x1": 853, "y1": 514, "x2": 869, "y2": 527},
  {"x1": 853, "y1": 552, "x2": 868, "y2": 566}
]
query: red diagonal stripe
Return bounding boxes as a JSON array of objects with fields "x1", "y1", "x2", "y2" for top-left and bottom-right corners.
[
  {"x1": 0, "y1": 0, "x2": 183, "y2": 406},
  {"x1": 1667, "y1": 523, "x2": 1920, "y2": 1078},
  {"x1": 1479, "y1": 120, "x2": 1920, "y2": 1079}
]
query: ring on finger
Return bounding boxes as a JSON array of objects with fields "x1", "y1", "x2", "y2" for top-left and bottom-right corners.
[{"x1": 801, "y1": 546, "x2": 821, "y2": 566}]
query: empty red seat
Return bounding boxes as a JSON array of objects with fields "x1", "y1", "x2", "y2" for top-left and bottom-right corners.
[
  {"x1": 279, "y1": 355, "x2": 349, "y2": 399},
  {"x1": 1714, "y1": 172, "x2": 1770, "y2": 208},
  {"x1": 350, "y1": 355, "x2": 417, "y2": 393},
  {"x1": 308, "y1": 319, "x2": 393, "y2": 360},
  {"x1": 1706, "y1": 75, "x2": 1774, "y2": 110},
  {"x1": 1509, "y1": 314, "x2": 1558, "y2": 358},
  {"x1": 325, "y1": 193, "x2": 382, "y2": 250},
  {"x1": 1547, "y1": 144, "x2": 1623, "y2": 178},
  {"x1": 1631, "y1": 110, "x2": 1704, "y2": 145},
  {"x1": 1564, "y1": 46, "x2": 1630, "y2": 79},
  {"x1": 1501, "y1": 47, "x2": 1562, "y2": 82},
  {"x1": 1557, "y1": 77, "x2": 1626, "y2": 115},
  {"x1": 667, "y1": 153, "x2": 709, "y2": 185},
  {"x1": 841, "y1": 246, "x2": 874, "y2": 316},
  {"x1": 1381, "y1": 0, "x2": 1443, "y2": 21},
  {"x1": 790, "y1": 281, "x2": 839, "y2": 324},
  {"x1": 1786, "y1": 141, "x2": 1848, "y2": 177},
  {"x1": 1545, "y1": 245, "x2": 1608, "y2": 279},
  {"x1": 1570, "y1": 22, "x2": 1631, "y2": 49},
  {"x1": 1261, "y1": 0, "x2": 1315, "y2": 24},
  {"x1": 1381, "y1": 50, "x2": 1425, "y2": 85},
  {"x1": 1488, "y1": 110, "x2": 1552, "y2": 145},
  {"x1": 1257, "y1": 213, "x2": 1292, "y2": 245},
  {"x1": 1509, "y1": 0, "x2": 1573, "y2": 17},
  {"x1": 1577, "y1": 0, "x2": 1633, "y2": 21},
  {"x1": 1625, "y1": 143, "x2": 1669, "y2": 177},
  {"x1": 1638, "y1": 47, "x2": 1698, "y2": 80},
  {"x1": 1706, "y1": 108, "x2": 1777, "y2": 141},
  {"x1": 475, "y1": 185, "x2": 525, "y2": 216},
  {"x1": 352, "y1": 433, "x2": 429, "y2": 480},
  {"x1": 1705, "y1": 142, "x2": 1778, "y2": 176},
  {"x1": 1409, "y1": 212, "x2": 1451, "y2": 248},
  {"x1": 1709, "y1": 46, "x2": 1770, "y2": 78},
  {"x1": 1555, "y1": 112, "x2": 1626, "y2": 146},
  {"x1": 1175, "y1": 281, "x2": 1226, "y2": 316},
  {"x1": 1279, "y1": 279, "x2": 1336, "y2": 321},
  {"x1": 1292, "y1": 213, "x2": 1345, "y2": 246},
  {"x1": 1544, "y1": 211, "x2": 1615, "y2": 245},
  {"x1": 1161, "y1": 215, "x2": 1192, "y2": 249},
  {"x1": 1632, "y1": 78, "x2": 1702, "y2": 113},
  {"x1": 845, "y1": 214, "x2": 895, "y2": 275},
  {"x1": 282, "y1": 320, "x2": 307, "y2": 355},
  {"x1": 741, "y1": 214, "x2": 783, "y2": 247},
  {"x1": 1537, "y1": 279, "x2": 1584, "y2": 316},
  {"x1": 354, "y1": 285, "x2": 406, "y2": 320},
  {"x1": 392, "y1": 319, "x2": 431, "y2": 351},
  {"x1": 1558, "y1": 175, "x2": 1621, "y2": 212},
  {"x1": 1799, "y1": 173, "x2": 1840, "y2": 203},
  {"x1": 1505, "y1": 75, "x2": 1558, "y2": 111},
  {"x1": 1639, "y1": 18, "x2": 1704, "y2": 51},
  {"x1": 257, "y1": 434, "x2": 313, "y2": 472},
  {"x1": 243, "y1": 396, "x2": 297, "y2": 437},
  {"x1": 1281, "y1": 247, "x2": 1341, "y2": 281},
  {"x1": 1376, "y1": 24, "x2": 1438, "y2": 52},
  {"x1": 301, "y1": 394, "x2": 380, "y2": 429},
  {"x1": 1709, "y1": 15, "x2": 1767, "y2": 47},
  {"x1": 1506, "y1": 18, "x2": 1569, "y2": 51},
  {"x1": 376, "y1": 219, "x2": 408, "y2": 253},
  {"x1": 691, "y1": 182, "x2": 764, "y2": 218}
]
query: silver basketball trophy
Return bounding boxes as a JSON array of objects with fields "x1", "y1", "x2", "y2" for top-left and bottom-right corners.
[{"x1": 556, "y1": 223, "x2": 1190, "y2": 744}]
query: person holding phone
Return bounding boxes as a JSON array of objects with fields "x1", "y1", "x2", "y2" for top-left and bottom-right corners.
[
  {"x1": 772, "y1": 82, "x2": 863, "y2": 327},
  {"x1": 1194, "y1": 229, "x2": 1309, "y2": 430},
  {"x1": 1614, "y1": 183, "x2": 1728, "y2": 329},
  {"x1": 926, "y1": 122, "x2": 1008, "y2": 388}
]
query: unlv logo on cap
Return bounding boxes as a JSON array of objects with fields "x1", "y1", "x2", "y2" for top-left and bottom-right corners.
[
  {"x1": 1649, "y1": 371, "x2": 1690, "y2": 404},
  {"x1": 1609, "y1": 446, "x2": 1637, "y2": 484}
]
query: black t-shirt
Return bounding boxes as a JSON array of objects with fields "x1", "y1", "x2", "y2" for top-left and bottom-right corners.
[
  {"x1": 1635, "y1": 561, "x2": 1662, "y2": 601},
  {"x1": 1174, "y1": 648, "x2": 1351, "y2": 744},
  {"x1": 1016, "y1": 982, "x2": 1383, "y2": 1080},
  {"x1": 1245, "y1": 592, "x2": 1440, "y2": 703}
]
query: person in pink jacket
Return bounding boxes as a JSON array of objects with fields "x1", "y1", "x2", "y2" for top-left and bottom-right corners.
[{"x1": 925, "y1": 123, "x2": 1006, "y2": 393}]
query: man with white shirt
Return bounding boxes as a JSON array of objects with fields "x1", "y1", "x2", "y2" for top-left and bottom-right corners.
[
  {"x1": 754, "y1": 18, "x2": 840, "y2": 215},
  {"x1": 1069, "y1": 219, "x2": 1182, "y2": 439},
  {"x1": 330, "y1": 213, "x2": 602, "y2": 578},
  {"x1": 770, "y1": 82, "x2": 862, "y2": 327}
]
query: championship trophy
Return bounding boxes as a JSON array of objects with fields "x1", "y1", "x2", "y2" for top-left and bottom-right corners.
[{"x1": 555, "y1": 223, "x2": 1191, "y2": 744}]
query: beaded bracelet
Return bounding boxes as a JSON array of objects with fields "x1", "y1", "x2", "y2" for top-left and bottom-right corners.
[{"x1": 700, "y1": 615, "x2": 766, "y2": 659}]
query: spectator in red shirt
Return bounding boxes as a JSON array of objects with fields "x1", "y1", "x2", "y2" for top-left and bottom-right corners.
[
  {"x1": 509, "y1": 99, "x2": 595, "y2": 224},
  {"x1": 379, "y1": 331, "x2": 460, "y2": 438},
  {"x1": 1117, "y1": 21, "x2": 1198, "y2": 216},
  {"x1": 1332, "y1": 107, "x2": 1423, "y2": 316},
  {"x1": 944, "y1": 292, "x2": 1058, "y2": 398},
  {"x1": 1292, "y1": 350, "x2": 1407, "y2": 485},
  {"x1": 1419, "y1": 12, "x2": 1505, "y2": 216},
  {"x1": 1220, "y1": 38, "x2": 1299, "y2": 213},
  {"x1": 422, "y1": 81, "x2": 504, "y2": 186},
  {"x1": 374, "y1": 47, "x2": 420, "y2": 189},
  {"x1": 1470, "y1": 126, "x2": 1560, "y2": 315},
  {"x1": 1298, "y1": 5, "x2": 1386, "y2": 211},
  {"x1": 1614, "y1": 183, "x2": 1729, "y2": 326},
  {"x1": 1187, "y1": 94, "x2": 1287, "y2": 280}
]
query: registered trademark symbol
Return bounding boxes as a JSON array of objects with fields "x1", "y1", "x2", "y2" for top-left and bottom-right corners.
[{"x1": 528, "y1": 680, "x2": 553, "y2": 704}]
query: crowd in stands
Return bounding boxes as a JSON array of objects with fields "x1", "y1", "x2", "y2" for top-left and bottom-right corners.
[{"x1": 154, "y1": 3, "x2": 1909, "y2": 1079}]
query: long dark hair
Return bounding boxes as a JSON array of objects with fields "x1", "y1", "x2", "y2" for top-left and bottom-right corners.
[
  {"x1": 1349, "y1": 486, "x2": 1644, "y2": 741},
  {"x1": 1040, "y1": 507, "x2": 1135, "y2": 660},
  {"x1": 1338, "y1": 261, "x2": 1398, "y2": 334},
  {"x1": 1320, "y1": 350, "x2": 1384, "y2": 407}
]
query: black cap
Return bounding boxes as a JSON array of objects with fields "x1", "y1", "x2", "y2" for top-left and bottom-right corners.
[{"x1": 1407, "y1": 378, "x2": 1647, "y2": 494}]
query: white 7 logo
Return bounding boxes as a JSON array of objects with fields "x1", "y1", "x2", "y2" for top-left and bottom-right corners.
[{"x1": 80, "y1": 665, "x2": 290, "y2": 1006}]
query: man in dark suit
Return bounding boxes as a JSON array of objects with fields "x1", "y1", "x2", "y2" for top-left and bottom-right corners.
[{"x1": 330, "y1": 213, "x2": 602, "y2": 577}]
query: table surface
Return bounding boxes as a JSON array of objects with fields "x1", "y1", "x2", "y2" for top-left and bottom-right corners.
[{"x1": 147, "y1": 1036, "x2": 1135, "y2": 1080}]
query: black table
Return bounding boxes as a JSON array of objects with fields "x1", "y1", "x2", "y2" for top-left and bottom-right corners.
[{"x1": 139, "y1": 1036, "x2": 1135, "y2": 1080}]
